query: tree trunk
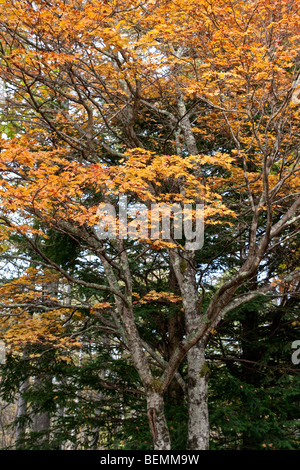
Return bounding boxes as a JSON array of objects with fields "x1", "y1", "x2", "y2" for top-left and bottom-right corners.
[
  {"x1": 32, "y1": 411, "x2": 50, "y2": 437},
  {"x1": 15, "y1": 377, "x2": 29, "y2": 449},
  {"x1": 169, "y1": 250, "x2": 210, "y2": 450},
  {"x1": 187, "y1": 343, "x2": 209, "y2": 450},
  {"x1": 167, "y1": 265, "x2": 186, "y2": 404},
  {"x1": 147, "y1": 391, "x2": 171, "y2": 450},
  {"x1": 32, "y1": 375, "x2": 51, "y2": 447}
]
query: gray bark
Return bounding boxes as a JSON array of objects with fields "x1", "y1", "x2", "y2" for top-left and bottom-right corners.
[
  {"x1": 32, "y1": 411, "x2": 50, "y2": 435},
  {"x1": 147, "y1": 391, "x2": 171, "y2": 450},
  {"x1": 177, "y1": 92, "x2": 199, "y2": 156},
  {"x1": 186, "y1": 343, "x2": 209, "y2": 450}
]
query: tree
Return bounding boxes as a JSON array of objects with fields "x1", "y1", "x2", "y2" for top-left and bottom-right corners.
[{"x1": 0, "y1": 0, "x2": 299, "y2": 449}]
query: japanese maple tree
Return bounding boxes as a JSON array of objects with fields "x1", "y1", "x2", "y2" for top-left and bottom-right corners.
[{"x1": 0, "y1": 0, "x2": 299, "y2": 449}]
